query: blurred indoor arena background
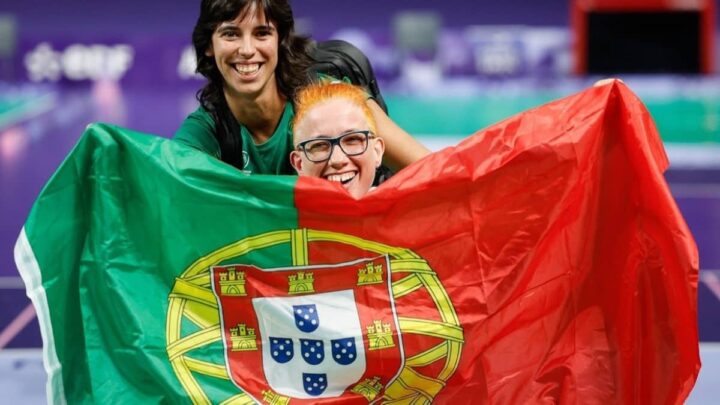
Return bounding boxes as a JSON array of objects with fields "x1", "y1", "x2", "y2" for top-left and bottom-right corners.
[{"x1": 1, "y1": 0, "x2": 719, "y2": 403}]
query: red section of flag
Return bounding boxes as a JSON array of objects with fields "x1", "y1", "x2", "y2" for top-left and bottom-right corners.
[{"x1": 295, "y1": 82, "x2": 699, "y2": 404}]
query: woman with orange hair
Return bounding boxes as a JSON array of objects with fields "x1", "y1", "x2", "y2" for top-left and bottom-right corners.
[{"x1": 290, "y1": 82, "x2": 385, "y2": 198}]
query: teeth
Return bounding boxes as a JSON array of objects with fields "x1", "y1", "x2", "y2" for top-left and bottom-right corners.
[
  {"x1": 234, "y1": 64, "x2": 260, "y2": 74},
  {"x1": 326, "y1": 172, "x2": 355, "y2": 183}
]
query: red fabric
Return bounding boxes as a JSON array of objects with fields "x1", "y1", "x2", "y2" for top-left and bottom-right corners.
[{"x1": 295, "y1": 82, "x2": 699, "y2": 404}]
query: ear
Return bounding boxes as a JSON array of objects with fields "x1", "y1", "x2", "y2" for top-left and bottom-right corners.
[
  {"x1": 371, "y1": 136, "x2": 385, "y2": 168},
  {"x1": 290, "y1": 150, "x2": 304, "y2": 174},
  {"x1": 205, "y1": 44, "x2": 214, "y2": 58}
]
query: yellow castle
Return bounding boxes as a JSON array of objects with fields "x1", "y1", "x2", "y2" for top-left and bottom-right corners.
[
  {"x1": 351, "y1": 376, "x2": 383, "y2": 401},
  {"x1": 218, "y1": 267, "x2": 247, "y2": 296},
  {"x1": 357, "y1": 261, "x2": 384, "y2": 285},
  {"x1": 262, "y1": 390, "x2": 290, "y2": 405},
  {"x1": 288, "y1": 271, "x2": 315, "y2": 295},
  {"x1": 366, "y1": 320, "x2": 395, "y2": 350},
  {"x1": 229, "y1": 323, "x2": 257, "y2": 352}
]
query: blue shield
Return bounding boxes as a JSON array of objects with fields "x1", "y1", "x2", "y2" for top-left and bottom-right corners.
[
  {"x1": 331, "y1": 337, "x2": 357, "y2": 365},
  {"x1": 269, "y1": 337, "x2": 294, "y2": 364},
  {"x1": 300, "y1": 338, "x2": 325, "y2": 365},
  {"x1": 293, "y1": 304, "x2": 319, "y2": 333},
  {"x1": 302, "y1": 373, "x2": 328, "y2": 396}
]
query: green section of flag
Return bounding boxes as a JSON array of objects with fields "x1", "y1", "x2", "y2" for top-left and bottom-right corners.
[
  {"x1": 388, "y1": 95, "x2": 720, "y2": 143},
  {"x1": 18, "y1": 123, "x2": 298, "y2": 403}
]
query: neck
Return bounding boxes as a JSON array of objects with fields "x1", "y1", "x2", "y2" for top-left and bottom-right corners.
[{"x1": 225, "y1": 88, "x2": 287, "y2": 144}]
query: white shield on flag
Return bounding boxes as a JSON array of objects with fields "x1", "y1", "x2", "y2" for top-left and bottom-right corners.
[{"x1": 253, "y1": 290, "x2": 367, "y2": 399}]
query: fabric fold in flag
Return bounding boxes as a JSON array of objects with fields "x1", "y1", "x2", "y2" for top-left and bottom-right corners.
[{"x1": 16, "y1": 82, "x2": 699, "y2": 404}]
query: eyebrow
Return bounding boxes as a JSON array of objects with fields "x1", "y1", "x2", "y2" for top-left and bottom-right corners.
[
  {"x1": 312, "y1": 129, "x2": 362, "y2": 139},
  {"x1": 216, "y1": 21, "x2": 276, "y2": 30}
]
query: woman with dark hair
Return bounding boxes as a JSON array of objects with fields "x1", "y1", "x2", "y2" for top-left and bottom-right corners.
[{"x1": 174, "y1": 0, "x2": 429, "y2": 175}]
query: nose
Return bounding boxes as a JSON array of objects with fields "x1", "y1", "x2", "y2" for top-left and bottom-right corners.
[
  {"x1": 327, "y1": 144, "x2": 349, "y2": 167},
  {"x1": 237, "y1": 36, "x2": 255, "y2": 58}
]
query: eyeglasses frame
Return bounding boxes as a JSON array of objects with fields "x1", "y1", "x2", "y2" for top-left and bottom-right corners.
[{"x1": 295, "y1": 130, "x2": 375, "y2": 163}]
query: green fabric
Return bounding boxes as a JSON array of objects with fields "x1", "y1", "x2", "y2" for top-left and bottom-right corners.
[
  {"x1": 173, "y1": 103, "x2": 295, "y2": 175},
  {"x1": 16, "y1": 123, "x2": 299, "y2": 403}
]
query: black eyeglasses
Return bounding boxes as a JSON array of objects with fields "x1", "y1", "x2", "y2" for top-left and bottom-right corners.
[{"x1": 296, "y1": 130, "x2": 374, "y2": 163}]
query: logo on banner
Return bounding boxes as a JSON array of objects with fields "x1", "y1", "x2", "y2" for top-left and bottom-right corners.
[{"x1": 24, "y1": 42, "x2": 134, "y2": 82}]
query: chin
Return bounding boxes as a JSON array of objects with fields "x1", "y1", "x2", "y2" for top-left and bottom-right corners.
[{"x1": 346, "y1": 184, "x2": 369, "y2": 199}]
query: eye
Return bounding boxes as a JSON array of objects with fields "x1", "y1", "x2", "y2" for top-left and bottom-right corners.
[
  {"x1": 306, "y1": 140, "x2": 330, "y2": 154},
  {"x1": 342, "y1": 133, "x2": 365, "y2": 145},
  {"x1": 255, "y1": 26, "x2": 274, "y2": 38},
  {"x1": 219, "y1": 29, "x2": 239, "y2": 38}
]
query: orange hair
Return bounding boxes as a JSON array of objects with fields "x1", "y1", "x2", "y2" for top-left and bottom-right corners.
[{"x1": 292, "y1": 82, "x2": 377, "y2": 141}]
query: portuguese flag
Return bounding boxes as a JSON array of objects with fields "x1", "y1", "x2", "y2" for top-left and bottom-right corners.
[{"x1": 15, "y1": 82, "x2": 699, "y2": 404}]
